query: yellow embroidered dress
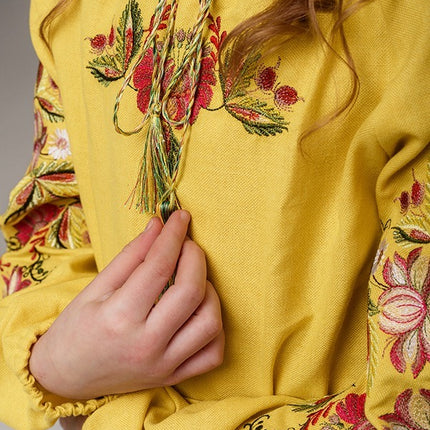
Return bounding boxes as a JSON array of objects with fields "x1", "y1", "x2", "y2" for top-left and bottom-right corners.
[{"x1": 0, "y1": 0, "x2": 429, "y2": 429}]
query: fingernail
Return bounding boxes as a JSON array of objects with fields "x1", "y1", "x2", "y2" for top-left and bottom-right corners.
[
  {"x1": 179, "y1": 210, "x2": 190, "y2": 222},
  {"x1": 144, "y1": 217, "x2": 155, "y2": 232}
]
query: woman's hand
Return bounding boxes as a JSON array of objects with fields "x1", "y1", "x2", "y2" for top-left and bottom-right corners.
[{"x1": 29, "y1": 210, "x2": 224, "y2": 399}]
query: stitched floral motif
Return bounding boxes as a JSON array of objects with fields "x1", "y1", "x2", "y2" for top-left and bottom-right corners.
[
  {"x1": 368, "y1": 163, "x2": 430, "y2": 378},
  {"x1": 288, "y1": 391, "x2": 355, "y2": 430},
  {"x1": 85, "y1": 0, "x2": 303, "y2": 140},
  {"x1": 0, "y1": 64, "x2": 91, "y2": 296},
  {"x1": 380, "y1": 389, "x2": 430, "y2": 430},
  {"x1": 85, "y1": 0, "x2": 303, "y2": 217},
  {"x1": 376, "y1": 247, "x2": 429, "y2": 377},
  {"x1": 241, "y1": 389, "x2": 429, "y2": 430},
  {"x1": 87, "y1": 0, "x2": 145, "y2": 83},
  {"x1": 392, "y1": 168, "x2": 430, "y2": 245}
]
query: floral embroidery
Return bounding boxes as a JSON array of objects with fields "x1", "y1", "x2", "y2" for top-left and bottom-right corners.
[
  {"x1": 369, "y1": 163, "x2": 430, "y2": 378},
  {"x1": 392, "y1": 166, "x2": 430, "y2": 245},
  {"x1": 86, "y1": 1, "x2": 302, "y2": 138},
  {"x1": 132, "y1": 46, "x2": 216, "y2": 126},
  {"x1": 370, "y1": 238, "x2": 388, "y2": 276},
  {"x1": 4, "y1": 161, "x2": 76, "y2": 224},
  {"x1": 288, "y1": 391, "x2": 349, "y2": 430},
  {"x1": 380, "y1": 388, "x2": 430, "y2": 430},
  {"x1": 335, "y1": 394, "x2": 374, "y2": 430},
  {"x1": 0, "y1": 64, "x2": 91, "y2": 296},
  {"x1": 86, "y1": 0, "x2": 145, "y2": 84},
  {"x1": 240, "y1": 389, "x2": 429, "y2": 430},
  {"x1": 13, "y1": 204, "x2": 60, "y2": 246},
  {"x1": 47, "y1": 129, "x2": 72, "y2": 160},
  {"x1": 376, "y1": 247, "x2": 430, "y2": 378},
  {"x1": 31, "y1": 110, "x2": 48, "y2": 170},
  {"x1": 85, "y1": 0, "x2": 303, "y2": 216},
  {"x1": 34, "y1": 62, "x2": 64, "y2": 124}
]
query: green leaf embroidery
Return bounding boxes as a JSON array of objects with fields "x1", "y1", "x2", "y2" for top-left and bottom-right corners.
[
  {"x1": 35, "y1": 96, "x2": 65, "y2": 123},
  {"x1": 368, "y1": 294, "x2": 379, "y2": 317},
  {"x1": 87, "y1": 55, "x2": 124, "y2": 86},
  {"x1": 221, "y1": 48, "x2": 261, "y2": 102},
  {"x1": 225, "y1": 97, "x2": 288, "y2": 136},
  {"x1": 116, "y1": 0, "x2": 144, "y2": 70},
  {"x1": 4, "y1": 161, "x2": 77, "y2": 225},
  {"x1": 87, "y1": 0, "x2": 144, "y2": 86},
  {"x1": 47, "y1": 203, "x2": 88, "y2": 249},
  {"x1": 392, "y1": 225, "x2": 430, "y2": 245}
]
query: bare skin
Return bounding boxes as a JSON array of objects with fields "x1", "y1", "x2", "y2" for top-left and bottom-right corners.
[{"x1": 29, "y1": 211, "x2": 224, "y2": 406}]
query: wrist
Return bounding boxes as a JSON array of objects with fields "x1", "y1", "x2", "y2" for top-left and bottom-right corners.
[{"x1": 29, "y1": 334, "x2": 67, "y2": 397}]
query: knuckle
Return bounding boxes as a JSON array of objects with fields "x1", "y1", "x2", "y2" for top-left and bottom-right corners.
[
  {"x1": 186, "y1": 283, "x2": 206, "y2": 308},
  {"x1": 151, "y1": 259, "x2": 175, "y2": 280},
  {"x1": 202, "y1": 314, "x2": 223, "y2": 339},
  {"x1": 101, "y1": 307, "x2": 130, "y2": 338},
  {"x1": 124, "y1": 336, "x2": 161, "y2": 368},
  {"x1": 120, "y1": 242, "x2": 135, "y2": 257},
  {"x1": 206, "y1": 343, "x2": 225, "y2": 370},
  {"x1": 158, "y1": 361, "x2": 176, "y2": 379},
  {"x1": 164, "y1": 371, "x2": 183, "y2": 386}
]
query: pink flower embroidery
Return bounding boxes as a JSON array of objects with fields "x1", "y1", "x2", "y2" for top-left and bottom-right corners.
[
  {"x1": 380, "y1": 389, "x2": 430, "y2": 430},
  {"x1": 378, "y1": 248, "x2": 430, "y2": 377},
  {"x1": 335, "y1": 394, "x2": 375, "y2": 430},
  {"x1": 1, "y1": 266, "x2": 31, "y2": 295},
  {"x1": 379, "y1": 288, "x2": 427, "y2": 334}
]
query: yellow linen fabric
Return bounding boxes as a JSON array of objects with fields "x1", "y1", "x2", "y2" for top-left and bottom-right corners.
[{"x1": 0, "y1": 0, "x2": 429, "y2": 429}]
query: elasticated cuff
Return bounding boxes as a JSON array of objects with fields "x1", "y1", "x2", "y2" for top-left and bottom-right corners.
[{"x1": 10, "y1": 316, "x2": 116, "y2": 420}]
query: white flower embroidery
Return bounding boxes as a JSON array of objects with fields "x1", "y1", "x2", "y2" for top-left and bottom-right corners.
[{"x1": 48, "y1": 128, "x2": 71, "y2": 160}]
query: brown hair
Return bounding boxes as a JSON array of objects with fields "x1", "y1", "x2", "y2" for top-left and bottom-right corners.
[
  {"x1": 41, "y1": 0, "x2": 371, "y2": 141},
  {"x1": 221, "y1": 0, "x2": 371, "y2": 140}
]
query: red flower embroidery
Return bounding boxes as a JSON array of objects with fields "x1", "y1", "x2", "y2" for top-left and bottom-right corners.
[
  {"x1": 394, "y1": 169, "x2": 426, "y2": 215},
  {"x1": 133, "y1": 48, "x2": 216, "y2": 125},
  {"x1": 335, "y1": 394, "x2": 375, "y2": 430},
  {"x1": 14, "y1": 204, "x2": 60, "y2": 246}
]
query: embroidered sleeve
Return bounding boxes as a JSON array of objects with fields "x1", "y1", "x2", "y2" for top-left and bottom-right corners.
[
  {"x1": 0, "y1": 64, "x2": 111, "y2": 429},
  {"x1": 365, "y1": 150, "x2": 430, "y2": 427},
  {"x1": 0, "y1": 63, "x2": 90, "y2": 295}
]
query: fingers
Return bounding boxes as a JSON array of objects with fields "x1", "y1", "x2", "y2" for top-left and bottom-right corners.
[
  {"x1": 107, "y1": 210, "x2": 191, "y2": 320},
  {"x1": 59, "y1": 416, "x2": 87, "y2": 430},
  {"x1": 167, "y1": 330, "x2": 225, "y2": 386},
  {"x1": 163, "y1": 281, "x2": 223, "y2": 365},
  {"x1": 145, "y1": 239, "x2": 207, "y2": 343},
  {"x1": 86, "y1": 217, "x2": 163, "y2": 299}
]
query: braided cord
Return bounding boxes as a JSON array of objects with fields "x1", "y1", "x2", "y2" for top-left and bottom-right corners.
[{"x1": 116, "y1": 0, "x2": 213, "y2": 222}]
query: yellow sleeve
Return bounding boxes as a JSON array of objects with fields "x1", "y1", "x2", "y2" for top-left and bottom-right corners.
[
  {"x1": 0, "y1": 63, "x2": 112, "y2": 430},
  {"x1": 364, "y1": 5, "x2": 430, "y2": 424}
]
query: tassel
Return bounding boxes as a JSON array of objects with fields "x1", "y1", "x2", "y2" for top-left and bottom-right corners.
[{"x1": 115, "y1": 0, "x2": 213, "y2": 222}]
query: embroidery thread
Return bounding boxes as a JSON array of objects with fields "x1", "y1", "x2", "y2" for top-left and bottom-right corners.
[{"x1": 85, "y1": 0, "x2": 303, "y2": 218}]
